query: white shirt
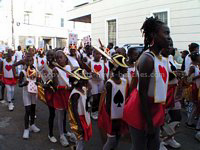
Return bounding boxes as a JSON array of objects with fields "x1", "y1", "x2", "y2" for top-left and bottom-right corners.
[
  {"x1": 185, "y1": 54, "x2": 191, "y2": 75},
  {"x1": 110, "y1": 48, "x2": 115, "y2": 56},
  {"x1": 15, "y1": 51, "x2": 23, "y2": 61}
]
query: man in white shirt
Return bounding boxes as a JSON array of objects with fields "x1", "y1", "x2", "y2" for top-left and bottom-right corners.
[
  {"x1": 15, "y1": 45, "x2": 24, "y2": 75},
  {"x1": 184, "y1": 43, "x2": 199, "y2": 75}
]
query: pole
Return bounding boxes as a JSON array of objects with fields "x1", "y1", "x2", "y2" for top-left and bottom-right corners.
[{"x1": 11, "y1": 0, "x2": 15, "y2": 49}]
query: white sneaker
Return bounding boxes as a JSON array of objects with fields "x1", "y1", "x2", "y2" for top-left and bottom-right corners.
[
  {"x1": 8, "y1": 103, "x2": 14, "y2": 111},
  {"x1": 48, "y1": 135, "x2": 57, "y2": 143},
  {"x1": 195, "y1": 132, "x2": 200, "y2": 142},
  {"x1": 29, "y1": 124, "x2": 40, "y2": 133},
  {"x1": 66, "y1": 132, "x2": 77, "y2": 143},
  {"x1": 165, "y1": 137, "x2": 181, "y2": 149},
  {"x1": 0, "y1": 100, "x2": 6, "y2": 104},
  {"x1": 23, "y1": 129, "x2": 29, "y2": 139},
  {"x1": 160, "y1": 142, "x2": 168, "y2": 150},
  {"x1": 60, "y1": 135, "x2": 69, "y2": 147}
]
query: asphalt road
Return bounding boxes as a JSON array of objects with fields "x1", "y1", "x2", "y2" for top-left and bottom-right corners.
[{"x1": 0, "y1": 87, "x2": 200, "y2": 150}]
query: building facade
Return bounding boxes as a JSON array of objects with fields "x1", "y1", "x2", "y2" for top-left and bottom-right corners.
[
  {"x1": 66, "y1": 0, "x2": 200, "y2": 50},
  {"x1": 0, "y1": 0, "x2": 91, "y2": 49}
]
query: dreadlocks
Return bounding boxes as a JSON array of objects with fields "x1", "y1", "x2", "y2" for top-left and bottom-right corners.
[{"x1": 141, "y1": 17, "x2": 165, "y2": 50}]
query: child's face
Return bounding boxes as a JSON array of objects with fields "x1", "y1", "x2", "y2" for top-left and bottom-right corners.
[
  {"x1": 93, "y1": 50, "x2": 102, "y2": 61},
  {"x1": 26, "y1": 57, "x2": 34, "y2": 66},
  {"x1": 47, "y1": 50, "x2": 55, "y2": 62},
  {"x1": 56, "y1": 51, "x2": 67, "y2": 67},
  {"x1": 6, "y1": 49, "x2": 13, "y2": 59}
]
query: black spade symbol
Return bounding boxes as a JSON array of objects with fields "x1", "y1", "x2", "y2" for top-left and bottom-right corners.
[{"x1": 114, "y1": 90, "x2": 124, "y2": 107}]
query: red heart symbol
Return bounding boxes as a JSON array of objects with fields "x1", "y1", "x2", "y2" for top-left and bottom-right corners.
[
  {"x1": 5, "y1": 65, "x2": 12, "y2": 71},
  {"x1": 105, "y1": 66, "x2": 108, "y2": 73},
  {"x1": 94, "y1": 64, "x2": 102, "y2": 72},
  {"x1": 130, "y1": 71, "x2": 135, "y2": 77},
  {"x1": 41, "y1": 60, "x2": 44, "y2": 65},
  {"x1": 29, "y1": 70, "x2": 33, "y2": 75},
  {"x1": 158, "y1": 65, "x2": 167, "y2": 83}
]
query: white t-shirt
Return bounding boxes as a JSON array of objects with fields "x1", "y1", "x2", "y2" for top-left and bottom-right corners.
[
  {"x1": 15, "y1": 51, "x2": 23, "y2": 61},
  {"x1": 110, "y1": 48, "x2": 115, "y2": 56},
  {"x1": 185, "y1": 54, "x2": 191, "y2": 75}
]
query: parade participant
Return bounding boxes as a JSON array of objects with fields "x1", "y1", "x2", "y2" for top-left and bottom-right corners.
[
  {"x1": 67, "y1": 44, "x2": 80, "y2": 70},
  {"x1": 126, "y1": 47, "x2": 140, "y2": 89},
  {"x1": 52, "y1": 50, "x2": 71, "y2": 147},
  {"x1": 82, "y1": 45, "x2": 92, "y2": 66},
  {"x1": 15, "y1": 45, "x2": 24, "y2": 75},
  {"x1": 19, "y1": 55, "x2": 40, "y2": 139},
  {"x1": 185, "y1": 43, "x2": 199, "y2": 75},
  {"x1": 161, "y1": 42, "x2": 181, "y2": 149},
  {"x1": 181, "y1": 50, "x2": 189, "y2": 71},
  {"x1": 98, "y1": 54, "x2": 128, "y2": 150},
  {"x1": 186, "y1": 51, "x2": 200, "y2": 129},
  {"x1": 41, "y1": 50, "x2": 57, "y2": 143},
  {"x1": 88, "y1": 49, "x2": 104, "y2": 120},
  {"x1": 123, "y1": 17, "x2": 171, "y2": 150},
  {"x1": 0, "y1": 49, "x2": 17, "y2": 111},
  {"x1": 116, "y1": 47, "x2": 126, "y2": 57},
  {"x1": 36, "y1": 48, "x2": 46, "y2": 69},
  {"x1": 68, "y1": 68, "x2": 92, "y2": 150}
]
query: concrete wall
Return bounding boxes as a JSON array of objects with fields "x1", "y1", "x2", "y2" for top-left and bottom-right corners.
[{"x1": 67, "y1": 0, "x2": 200, "y2": 50}]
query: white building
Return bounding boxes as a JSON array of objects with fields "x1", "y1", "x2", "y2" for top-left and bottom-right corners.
[
  {"x1": 0, "y1": 0, "x2": 91, "y2": 49},
  {"x1": 66, "y1": 0, "x2": 200, "y2": 50}
]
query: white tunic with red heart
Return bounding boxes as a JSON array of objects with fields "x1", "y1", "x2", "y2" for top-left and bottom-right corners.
[
  {"x1": 56, "y1": 65, "x2": 71, "y2": 87},
  {"x1": 37, "y1": 56, "x2": 46, "y2": 69},
  {"x1": 91, "y1": 60, "x2": 104, "y2": 81},
  {"x1": 154, "y1": 56, "x2": 169, "y2": 103},
  {"x1": 3, "y1": 59, "x2": 14, "y2": 78}
]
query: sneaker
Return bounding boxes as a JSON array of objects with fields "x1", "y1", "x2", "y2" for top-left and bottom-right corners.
[
  {"x1": 29, "y1": 124, "x2": 40, "y2": 133},
  {"x1": 160, "y1": 142, "x2": 168, "y2": 150},
  {"x1": 8, "y1": 103, "x2": 14, "y2": 111},
  {"x1": 0, "y1": 99, "x2": 6, "y2": 104},
  {"x1": 23, "y1": 129, "x2": 29, "y2": 139},
  {"x1": 66, "y1": 132, "x2": 77, "y2": 143},
  {"x1": 165, "y1": 137, "x2": 181, "y2": 149},
  {"x1": 48, "y1": 135, "x2": 57, "y2": 143},
  {"x1": 195, "y1": 132, "x2": 200, "y2": 142},
  {"x1": 185, "y1": 122, "x2": 196, "y2": 130},
  {"x1": 60, "y1": 135, "x2": 69, "y2": 147}
]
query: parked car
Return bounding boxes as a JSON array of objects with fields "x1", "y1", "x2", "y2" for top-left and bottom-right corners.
[{"x1": 123, "y1": 43, "x2": 144, "y2": 54}]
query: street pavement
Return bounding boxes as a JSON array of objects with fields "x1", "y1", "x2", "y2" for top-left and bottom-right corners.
[{"x1": 0, "y1": 87, "x2": 200, "y2": 150}]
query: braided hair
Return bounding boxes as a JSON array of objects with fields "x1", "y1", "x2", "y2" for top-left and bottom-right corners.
[{"x1": 141, "y1": 17, "x2": 165, "y2": 50}]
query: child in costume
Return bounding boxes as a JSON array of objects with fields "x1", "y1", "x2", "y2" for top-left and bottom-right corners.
[
  {"x1": 68, "y1": 68, "x2": 92, "y2": 150},
  {"x1": 36, "y1": 48, "x2": 46, "y2": 69},
  {"x1": 98, "y1": 54, "x2": 128, "y2": 150},
  {"x1": 0, "y1": 48, "x2": 17, "y2": 111},
  {"x1": 67, "y1": 44, "x2": 80, "y2": 70},
  {"x1": 52, "y1": 50, "x2": 72, "y2": 147},
  {"x1": 88, "y1": 49, "x2": 105, "y2": 120},
  {"x1": 19, "y1": 55, "x2": 40, "y2": 139}
]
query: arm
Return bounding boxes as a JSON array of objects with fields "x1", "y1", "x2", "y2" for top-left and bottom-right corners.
[
  {"x1": 18, "y1": 71, "x2": 28, "y2": 87},
  {"x1": 138, "y1": 54, "x2": 154, "y2": 134},
  {"x1": 71, "y1": 93, "x2": 84, "y2": 135},
  {"x1": 52, "y1": 68, "x2": 59, "y2": 88},
  {"x1": 105, "y1": 82, "x2": 112, "y2": 116},
  {"x1": 0, "y1": 61, "x2": 3, "y2": 75}
]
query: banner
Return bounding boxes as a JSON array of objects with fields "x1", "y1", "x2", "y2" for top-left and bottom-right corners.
[
  {"x1": 83, "y1": 35, "x2": 91, "y2": 46},
  {"x1": 25, "y1": 38, "x2": 34, "y2": 46},
  {"x1": 69, "y1": 33, "x2": 78, "y2": 45}
]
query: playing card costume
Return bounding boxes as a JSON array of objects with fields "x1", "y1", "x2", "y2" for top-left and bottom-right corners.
[{"x1": 123, "y1": 51, "x2": 168, "y2": 130}]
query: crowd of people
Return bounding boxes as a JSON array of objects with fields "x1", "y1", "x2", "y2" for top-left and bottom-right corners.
[{"x1": 0, "y1": 17, "x2": 200, "y2": 150}]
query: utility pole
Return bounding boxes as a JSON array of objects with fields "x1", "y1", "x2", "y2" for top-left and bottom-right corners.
[{"x1": 11, "y1": 0, "x2": 15, "y2": 49}]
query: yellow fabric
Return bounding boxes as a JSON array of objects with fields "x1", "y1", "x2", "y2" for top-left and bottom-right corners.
[{"x1": 37, "y1": 84, "x2": 46, "y2": 104}]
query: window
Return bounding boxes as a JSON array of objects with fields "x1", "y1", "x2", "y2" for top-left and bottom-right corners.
[
  {"x1": 107, "y1": 19, "x2": 116, "y2": 46},
  {"x1": 24, "y1": 14, "x2": 30, "y2": 24},
  {"x1": 153, "y1": 11, "x2": 168, "y2": 25},
  {"x1": 61, "y1": 18, "x2": 64, "y2": 27},
  {"x1": 45, "y1": 15, "x2": 50, "y2": 26}
]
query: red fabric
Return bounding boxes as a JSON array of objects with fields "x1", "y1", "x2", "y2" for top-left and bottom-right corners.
[
  {"x1": 165, "y1": 84, "x2": 177, "y2": 108},
  {"x1": 79, "y1": 115, "x2": 92, "y2": 141},
  {"x1": 98, "y1": 100, "x2": 129, "y2": 135},
  {"x1": 53, "y1": 89, "x2": 70, "y2": 110},
  {"x1": 123, "y1": 89, "x2": 165, "y2": 130},
  {"x1": 45, "y1": 89, "x2": 54, "y2": 107},
  {"x1": 3, "y1": 77, "x2": 17, "y2": 85}
]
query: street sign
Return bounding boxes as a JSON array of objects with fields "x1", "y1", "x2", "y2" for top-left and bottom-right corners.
[{"x1": 25, "y1": 38, "x2": 34, "y2": 46}]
